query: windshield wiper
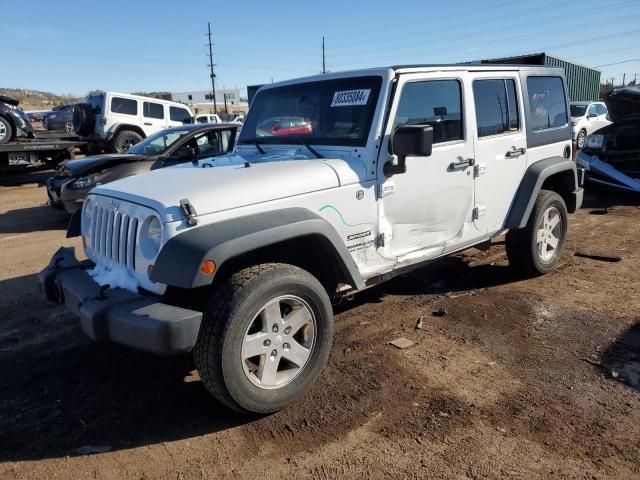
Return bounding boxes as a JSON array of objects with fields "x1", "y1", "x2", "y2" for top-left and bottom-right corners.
[
  {"x1": 294, "y1": 139, "x2": 324, "y2": 159},
  {"x1": 239, "y1": 138, "x2": 266, "y2": 154}
]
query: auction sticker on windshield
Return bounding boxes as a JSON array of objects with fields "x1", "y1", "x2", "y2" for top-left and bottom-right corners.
[{"x1": 331, "y1": 89, "x2": 371, "y2": 107}]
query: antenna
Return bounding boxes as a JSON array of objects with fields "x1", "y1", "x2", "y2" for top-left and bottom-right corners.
[{"x1": 206, "y1": 22, "x2": 218, "y2": 113}]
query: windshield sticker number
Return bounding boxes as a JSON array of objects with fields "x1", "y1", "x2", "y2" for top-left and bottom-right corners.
[{"x1": 331, "y1": 89, "x2": 371, "y2": 107}]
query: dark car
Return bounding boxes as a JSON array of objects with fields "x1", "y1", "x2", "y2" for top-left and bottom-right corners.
[
  {"x1": 43, "y1": 105, "x2": 75, "y2": 132},
  {"x1": 47, "y1": 123, "x2": 238, "y2": 213},
  {"x1": 577, "y1": 86, "x2": 640, "y2": 192},
  {"x1": 0, "y1": 95, "x2": 35, "y2": 144}
]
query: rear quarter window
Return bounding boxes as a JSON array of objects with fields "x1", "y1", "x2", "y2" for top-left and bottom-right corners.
[
  {"x1": 111, "y1": 97, "x2": 138, "y2": 116},
  {"x1": 526, "y1": 77, "x2": 568, "y2": 131},
  {"x1": 170, "y1": 106, "x2": 192, "y2": 123}
]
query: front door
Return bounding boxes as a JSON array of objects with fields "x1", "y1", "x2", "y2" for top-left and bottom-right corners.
[
  {"x1": 470, "y1": 73, "x2": 528, "y2": 233},
  {"x1": 378, "y1": 73, "x2": 476, "y2": 259}
]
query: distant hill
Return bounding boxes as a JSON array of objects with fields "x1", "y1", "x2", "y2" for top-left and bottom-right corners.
[{"x1": 0, "y1": 88, "x2": 82, "y2": 111}]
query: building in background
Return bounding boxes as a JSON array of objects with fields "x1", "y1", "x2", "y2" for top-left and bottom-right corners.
[
  {"x1": 170, "y1": 88, "x2": 248, "y2": 114},
  {"x1": 476, "y1": 52, "x2": 601, "y2": 101}
]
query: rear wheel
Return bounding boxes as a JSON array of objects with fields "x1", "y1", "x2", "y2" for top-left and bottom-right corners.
[
  {"x1": 506, "y1": 190, "x2": 568, "y2": 275},
  {"x1": 194, "y1": 263, "x2": 334, "y2": 414},
  {"x1": 0, "y1": 117, "x2": 13, "y2": 144},
  {"x1": 111, "y1": 130, "x2": 143, "y2": 153}
]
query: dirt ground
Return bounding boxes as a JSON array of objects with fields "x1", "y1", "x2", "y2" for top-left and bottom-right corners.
[{"x1": 1, "y1": 169, "x2": 639, "y2": 479}]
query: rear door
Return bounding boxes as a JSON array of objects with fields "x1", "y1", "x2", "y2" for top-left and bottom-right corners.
[
  {"x1": 142, "y1": 101, "x2": 166, "y2": 136},
  {"x1": 470, "y1": 73, "x2": 527, "y2": 233}
]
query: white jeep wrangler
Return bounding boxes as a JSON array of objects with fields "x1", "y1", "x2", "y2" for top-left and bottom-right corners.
[
  {"x1": 73, "y1": 92, "x2": 194, "y2": 153},
  {"x1": 41, "y1": 65, "x2": 583, "y2": 414}
]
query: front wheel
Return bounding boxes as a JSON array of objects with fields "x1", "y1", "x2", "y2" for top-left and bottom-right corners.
[
  {"x1": 576, "y1": 129, "x2": 587, "y2": 149},
  {"x1": 506, "y1": 190, "x2": 568, "y2": 275},
  {"x1": 194, "y1": 263, "x2": 334, "y2": 413}
]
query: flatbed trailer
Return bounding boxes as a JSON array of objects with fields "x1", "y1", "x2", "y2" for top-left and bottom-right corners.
[{"x1": 0, "y1": 137, "x2": 85, "y2": 173}]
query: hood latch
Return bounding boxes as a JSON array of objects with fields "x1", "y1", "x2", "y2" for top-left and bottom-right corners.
[{"x1": 180, "y1": 199, "x2": 198, "y2": 227}]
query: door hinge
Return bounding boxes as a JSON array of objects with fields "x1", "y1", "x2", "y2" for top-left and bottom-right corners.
[
  {"x1": 472, "y1": 205, "x2": 487, "y2": 220},
  {"x1": 474, "y1": 163, "x2": 486, "y2": 178},
  {"x1": 376, "y1": 233, "x2": 385, "y2": 247}
]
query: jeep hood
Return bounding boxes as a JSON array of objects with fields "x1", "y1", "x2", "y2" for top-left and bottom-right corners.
[{"x1": 92, "y1": 156, "x2": 348, "y2": 222}]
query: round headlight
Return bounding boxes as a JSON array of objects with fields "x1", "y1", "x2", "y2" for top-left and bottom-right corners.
[{"x1": 140, "y1": 215, "x2": 163, "y2": 259}]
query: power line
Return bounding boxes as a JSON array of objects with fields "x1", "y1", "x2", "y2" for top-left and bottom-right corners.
[
  {"x1": 596, "y1": 59, "x2": 640, "y2": 68},
  {"x1": 327, "y1": 0, "x2": 529, "y2": 40},
  {"x1": 329, "y1": 0, "x2": 637, "y2": 58},
  {"x1": 328, "y1": 0, "x2": 587, "y2": 52},
  {"x1": 328, "y1": 10, "x2": 640, "y2": 65}
]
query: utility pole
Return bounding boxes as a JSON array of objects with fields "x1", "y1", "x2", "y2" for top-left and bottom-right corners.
[
  {"x1": 322, "y1": 36, "x2": 326, "y2": 74},
  {"x1": 623, "y1": 73, "x2": 626, "y2": 86},
  {"x1": 206, "y1": 22, "x2": 218, "y2": 113}
]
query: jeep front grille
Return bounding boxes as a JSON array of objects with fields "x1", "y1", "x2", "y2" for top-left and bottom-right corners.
[{"x1": 90, "y1": 206, "x2": 138, "y2": 269}]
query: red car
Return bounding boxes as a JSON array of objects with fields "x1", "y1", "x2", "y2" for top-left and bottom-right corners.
[{"x1": 258, "y1": 116, "x2": 312, "y2": 136}]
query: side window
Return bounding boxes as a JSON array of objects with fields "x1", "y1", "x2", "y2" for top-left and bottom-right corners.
[
  {"x1": 473, "y1": 79, "x2": 519, "y2": 137},
  {"x1": 170, "y1": 106, "x2": 191, "y2": 123},
  {"x1": 393, "y1": 80, "x2": 463, "y2": 144},
  {"x1": 111, "y1": 97, "x2": 137, "y2": 116},
  {"x1": 587, "y1": 104, "x2": 597, "y2": 117},
  {"x1": 143, "y1": 102, "x2": 164, "y2": 119},
  {"x1": 526, "y1": 76, "x2": 568, "y2": 131},
  {"x1": 596, "y1": 104, "x2": 607, "y2": 116}
]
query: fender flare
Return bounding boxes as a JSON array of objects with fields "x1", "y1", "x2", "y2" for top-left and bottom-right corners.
[
  {"x1": 107, "y1": 124, "x2": 146, "y2": 142},
  {"x1": 505, "y1": 157, "x2": 579, "y2": 229},
  {"x1": 150, "y1": 208, "x2": 365, "y2": 290}
]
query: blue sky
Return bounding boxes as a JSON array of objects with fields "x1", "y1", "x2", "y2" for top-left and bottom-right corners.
[{"x1": 2, "y1": 0, "x2": 640, "y2": 96}]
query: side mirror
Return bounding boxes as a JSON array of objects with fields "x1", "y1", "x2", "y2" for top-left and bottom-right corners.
[
  {"x1": 385, "y1": 124, "x2": 433, "y2": 176},
  {"x1": 587, "y1": 113, "x2": 597, "y2": 119}
]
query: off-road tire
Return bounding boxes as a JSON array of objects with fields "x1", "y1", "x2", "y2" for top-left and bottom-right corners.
[
  {"x1": 73, "y1": 103, "x2": 95, "y2": 136},
  {"x1": 576, "y1": 129, "x2": 587, "y2": 149},
  {"x1": 0, "y1": 116, "x2": 13, "y2": 145},
  {"x1": 506, "y1": 190, "x2": 568, "y2": 276},
  {"x1": 111, "y1": 130, "x2": 143, "y2": 153},
  {"x1": 194, "y1": 263, "x2": 334, "y2": 414}
]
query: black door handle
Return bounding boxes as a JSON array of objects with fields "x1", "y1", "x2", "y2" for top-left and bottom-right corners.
[{"x1": 449, "y1": 157, "x2": 475, "y2": 169}]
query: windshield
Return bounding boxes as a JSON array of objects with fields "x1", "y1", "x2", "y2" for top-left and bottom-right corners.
[
  {"x1": 570, "y1": 105, "x2": 587, "y2": 117},
  {"x1": 239, "y1": 76, "x2": 382, "y2": 147},
  {"x1": 126, "y1": 129, "x2": 191, "y2": 155}
]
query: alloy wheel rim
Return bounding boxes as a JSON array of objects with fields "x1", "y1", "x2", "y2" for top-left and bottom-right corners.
[
  {"x1": 0, "y1": 123, "x2": 6, "y2": 141},
  {"x1": 536, "y1": 206, "x2": 562, "y2": 262},
  {"x1": 577, "y1": 131, "x2": 585, "y2": 148},
  {"x1": 241, "y1": 295, "x2": 316, "y2": 390}
]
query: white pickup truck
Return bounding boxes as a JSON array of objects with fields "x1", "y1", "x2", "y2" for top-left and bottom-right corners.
[{"x1": 41, "y1": 65, "x2": 583, "y2": 414}]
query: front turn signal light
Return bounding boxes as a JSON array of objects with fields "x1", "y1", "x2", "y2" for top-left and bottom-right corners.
[{"x1": 200, "y1": 260, "x2": 216, "y2": 276}]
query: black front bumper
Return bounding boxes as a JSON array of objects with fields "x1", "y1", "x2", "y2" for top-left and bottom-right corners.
[{"x1": 38, "y1": 247, "x2": 202, "y2": 355}]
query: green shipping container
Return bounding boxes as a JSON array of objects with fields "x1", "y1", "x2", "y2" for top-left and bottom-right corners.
[{"x1": 480, "y1": 52, "x2": 601, "y2": 102}]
